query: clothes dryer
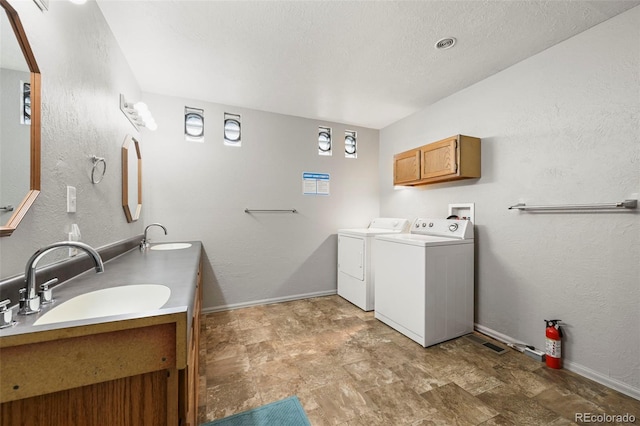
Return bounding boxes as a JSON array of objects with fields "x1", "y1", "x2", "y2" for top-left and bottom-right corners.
[
  {"x1": 337, "y1": 218, "x2": 409, "y2": 311},
  {"x1": 374, "y1": 218, "x2": 474, "y2": 347}
]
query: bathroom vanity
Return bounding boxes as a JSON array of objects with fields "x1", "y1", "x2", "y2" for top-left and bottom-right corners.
[{"x1": 0, "y1": 242, "x2": 202, "y2": 426}]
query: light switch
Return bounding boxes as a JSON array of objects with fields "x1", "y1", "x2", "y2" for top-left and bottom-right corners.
[{"x1": 66, "y1": 186, "x2": 76, "y2": 213}]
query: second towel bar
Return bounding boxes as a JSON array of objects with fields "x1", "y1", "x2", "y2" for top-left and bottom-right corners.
[
  {"x1": 508, "y1": 199, "x2": 637, "y2": 211},
  {"x1": 244, "y1": 208, "x2": 297, "y2": 213}
]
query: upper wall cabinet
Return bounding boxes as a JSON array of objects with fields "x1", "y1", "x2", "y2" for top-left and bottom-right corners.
[
  {"x1": 393, "y1": 148, "x2": 421, "y2": 185},
  {"x1": 393, "y1": 135, "x2": 481, "y2": 186}
]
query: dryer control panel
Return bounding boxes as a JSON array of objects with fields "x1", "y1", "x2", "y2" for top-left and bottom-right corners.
[
  {"x1": 369, "y1": 218, "x2": 410, "y2": 232},
  {"x1": 411, "y1": 218, "x2": 473, "y2": 239}
]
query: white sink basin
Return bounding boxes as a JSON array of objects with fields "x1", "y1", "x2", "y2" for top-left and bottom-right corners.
[
  {"x1": 150, "y1": 243, "x2": 192, "y2": 251},
  {"x1": 33, "y1": 284, "x2": 171, "y2": 326}
]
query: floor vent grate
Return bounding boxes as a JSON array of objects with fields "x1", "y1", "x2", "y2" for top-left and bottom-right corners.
[{"x1": 465, "y1": 334, "x2": 508, "y2": 354}]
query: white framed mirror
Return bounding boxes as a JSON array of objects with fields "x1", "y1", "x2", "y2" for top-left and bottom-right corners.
[{"x1": 121, "y1": 134, "x2": 141, "y2": 222}]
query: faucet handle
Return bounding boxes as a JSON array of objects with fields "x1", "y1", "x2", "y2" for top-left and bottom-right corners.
[
  {"x1": 18, "y1": 287, "x2": 41, "y2": 315},
  {"x1": 39, "y1": 278, "x2": 58, "y2": 305},
  {"x1": 0, "y1": 299, "x2": 17, "y2": 329}
]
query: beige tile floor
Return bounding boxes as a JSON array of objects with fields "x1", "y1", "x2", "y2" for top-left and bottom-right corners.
[{"x1": 197, "y1": 295, "x2": 639, "y2": 425}]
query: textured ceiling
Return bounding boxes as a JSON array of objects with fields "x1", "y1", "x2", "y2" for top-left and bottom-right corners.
[{"x1": 96, "y1": 1, "x2": 639, "y2": 129}]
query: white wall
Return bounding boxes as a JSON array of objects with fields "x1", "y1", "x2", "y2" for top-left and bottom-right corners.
[
  {"x1": 141, "y1": 93, "x2": 380, "y2": 310},
  {"x1": 380, "y1": 7, "x2": 640, "y2": 397},
  {"x1": 0, "y1": 0, "x2": 143, "y2": 278}
]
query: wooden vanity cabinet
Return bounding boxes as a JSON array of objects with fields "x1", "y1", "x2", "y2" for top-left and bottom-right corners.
[
  {"x1": 179, "y1": 262, "x2": 202, "y2": 426},
  {"x1": 393, "y1": 135, "x2": 481, "y2": 186},
  {"x1": 0, "y1": 263, "x2": 203, "y2": 426},
  {"x1": 0, "y1": 319, "x2": 182, "y2": 426}
]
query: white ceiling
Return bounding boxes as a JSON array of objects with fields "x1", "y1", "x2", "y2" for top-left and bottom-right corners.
[{"x1": 96, "y1": 1, "x2": 639, "y2": 129}]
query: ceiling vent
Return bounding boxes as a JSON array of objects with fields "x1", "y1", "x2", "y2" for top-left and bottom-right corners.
[{"x1": 435, "y1": 37, "x2": 456, "y2": 50}]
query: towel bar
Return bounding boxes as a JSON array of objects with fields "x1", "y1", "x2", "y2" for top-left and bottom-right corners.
[
  {"x1": 244, "y1": 208, "x2": 297, "y2": 213},
  {"x1": 508, "y1": 199, "x2": 637, "y2": 211}
]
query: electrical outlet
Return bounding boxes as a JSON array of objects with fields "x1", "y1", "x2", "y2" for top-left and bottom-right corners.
[{"x1": 66, "y1": 186, "x2": 76, "y2": 213}]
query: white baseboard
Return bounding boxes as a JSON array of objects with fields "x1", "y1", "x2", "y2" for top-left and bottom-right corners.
[
  {"x1": 202, "y1": 289, "x2": 337, "y2": 313},
  {"x1": 474, "y1": 323, "x2": 529, "y2": 347},
  {"x1": 474, "y1": 323, "x2": 640, "y2": 401},
  {"x1": 561, "y1": 360, "x2": 640, "y2": 401}
]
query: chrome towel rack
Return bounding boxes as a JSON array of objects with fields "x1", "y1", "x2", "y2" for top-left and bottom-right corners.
[
  {"x1": 91, "y1": 156, "x2": 106, "y2": 184},
  {"x1": 244, "y1": 208, "x2": 297, "y2": 213},
  {"x1": 508, "y1": 199, "x2": 637, "y2": 211}
]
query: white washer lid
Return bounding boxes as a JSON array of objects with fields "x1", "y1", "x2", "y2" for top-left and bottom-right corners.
[
  {"x1": 338, "y1": 227, "x2": 406, "y2": 237},
  {"x1": 338, "y1": 218, "x2": 409, "y2": 236},
  {"x1": 375, "y1": 233, "x2": 474, "y2": 247}
]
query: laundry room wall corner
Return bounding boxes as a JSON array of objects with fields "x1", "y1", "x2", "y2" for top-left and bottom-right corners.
[{"x1": 140, "y1": 92, "x2": 380, "y2": 311}]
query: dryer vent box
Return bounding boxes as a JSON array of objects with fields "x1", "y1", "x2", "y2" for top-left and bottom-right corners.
[{"x1": 448, "y1": 203, "x2": 475, "y2": 223}]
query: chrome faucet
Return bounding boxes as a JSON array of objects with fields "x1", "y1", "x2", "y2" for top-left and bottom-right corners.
[
  {"x1": 140, "y1": 223, "x2": 167, "y2": 250},
  {"x1": 19, "y1": 241, "x2": 105, "y2": 315}
]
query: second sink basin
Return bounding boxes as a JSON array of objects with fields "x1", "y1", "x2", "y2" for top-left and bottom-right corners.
[
  {"x1": 150, "y1": 243, "x2": 192, "y2": 251},
  {"x1": 33, "y1": 284, "x2": 171, "y2": 326}
]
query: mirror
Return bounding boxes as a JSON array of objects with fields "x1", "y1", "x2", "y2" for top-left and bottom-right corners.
[
  {"x1": 122, "y1": 135, "x2": 141, "y2": 222},
  {"x1": 0, "y1": 0, "x2": 41, "y2": 237}
]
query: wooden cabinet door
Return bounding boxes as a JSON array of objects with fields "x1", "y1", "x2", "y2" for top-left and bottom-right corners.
[
  {"x1": 180, "y1": 262, "x2": 202, "y2": 426},
  {"x1": 186, "y1": 266, "x2": 202, "y2": 426},
  {"x1": 393, "y1": 149, "x2": 421, "y2": 184},
  {"x1": 421, "y1": 137, "x2": 458, "y2": 180}
]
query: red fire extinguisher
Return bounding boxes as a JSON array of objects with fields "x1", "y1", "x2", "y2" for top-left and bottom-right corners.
[{"x1": 544, "y1": 319, "x2": 563, "y2": 369}]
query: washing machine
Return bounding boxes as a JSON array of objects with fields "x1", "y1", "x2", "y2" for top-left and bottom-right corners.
[
  {"x1": 374, "y1": 218, "x2": 474, "y2": 347},
  {"x1": 337, "y1": 218, "x2": 410, "y2": 311}
]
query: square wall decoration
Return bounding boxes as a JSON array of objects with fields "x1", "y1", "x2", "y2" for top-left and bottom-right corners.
[
  {"x1": 185, "y1": 107, "x2": 204, "y2": 143},
  {"x1": 345, "y1": 130, "x2": 357, "y2": 158},
  {"x1": 318, "y1": 126, "x2": 332, "y2": 156},
  {"x1": 224, "y1": 113, "x2": 241, "y2": 147}
]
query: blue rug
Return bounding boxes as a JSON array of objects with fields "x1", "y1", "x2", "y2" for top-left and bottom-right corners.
[{"x1": 200, "y1": 396, "x2": 311, "y2": 426}]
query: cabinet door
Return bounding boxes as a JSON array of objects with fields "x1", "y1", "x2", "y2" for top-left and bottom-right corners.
[
  {"x1": 180, "y1": 262, "x2": 202, "y2": 426},
  {"x1": 187, "y1": 265, "x2": 202, "y2": 426},
  {"x1": 421, "y1": 137, "x2": 458, "y2": 179},
  {"x1": 393, "y1": 149, "x2": 421, "y2": 184}
]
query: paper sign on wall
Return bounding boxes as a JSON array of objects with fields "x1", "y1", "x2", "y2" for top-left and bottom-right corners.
[{"x1": 303, "y1": 172, "x2": 330, "y2": 196}]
